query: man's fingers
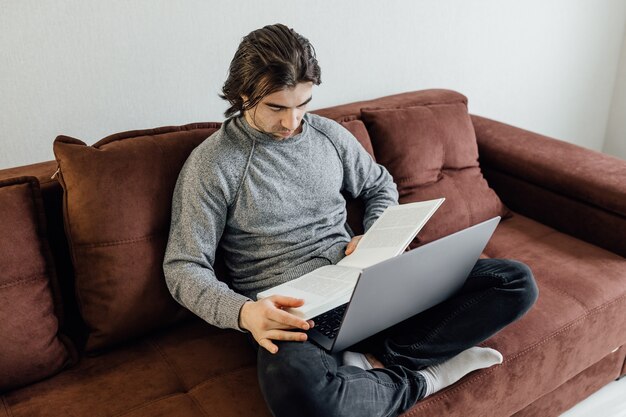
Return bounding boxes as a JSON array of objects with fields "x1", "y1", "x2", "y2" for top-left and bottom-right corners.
[
  {"x1": 270, "y1": 295, "x2": 305, "y2": 308},
  {"x1": 345, "y1": 243, "x2": 353, "y2": 255},
  {"x1": 345, "y1": 235, "x2": 363, "y2": 255},
  {"x1": 259, "y1": 330, "x2": 308, "y2": 353},
  {"x1": 266, "y1": 330, "x2": 308, "y2": 342},
  {"x1": 259, "y1": 339, "x2": 278, "y2": 354},
  {"x1": 268, "y1": 308, "x2": 309, "y2": 330}
]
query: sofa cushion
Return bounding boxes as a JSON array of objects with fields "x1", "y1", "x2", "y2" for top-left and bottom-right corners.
[
  {"x1": 401, "y1": 213, "x2": 626, "y2": 416},
  {"x1": 339, "y1": 117, "x2": 376, "y2": 160},
  {"x1": 1, "y1": 319, "x2": 269, "y2": 417},
  {"x1": 361, "y1": 100, "x2": 507, "y2": 245},
  {"x1": 4, "y1": 214, "x2": 624, "y2": 416},
  {"x1": 0, "y1": 177, "x2": 74, "y2": 391},
  {"x1": 53, "y1": 123, "x2": 221, "y2": 352},
  {"x1": 339, "y1": 117, "x2": 375, "y2": 236}
]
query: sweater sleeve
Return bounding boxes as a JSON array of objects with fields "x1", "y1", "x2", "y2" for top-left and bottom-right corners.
[
  {"x1": 331, "y1": 121, "x2": 399, "y2": 232},
  {"x1": 163, "y1": 144, "x2": 250, "y2": 331}
]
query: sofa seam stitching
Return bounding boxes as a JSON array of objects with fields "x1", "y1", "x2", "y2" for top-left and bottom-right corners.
[
  {"x1": 187, "y1": 365, "x2": 258, "y2": 392},
  {"x1": 110, "y1": 393, "x2": 191, "y2": 417},
  {"x1": 92, "y1": 123, "x2": 221, "y2": 148},
  {"x1": 146, "y1": 341, "x2": 215, "y2": 417},
  {"x1": 402, "y1": 292, "x2": 626, "y2": 415},
  {"x1": 429, "y1": 106, "x2": 447, "y2": 187},
  {"x1": 147, "y1": 339, "x2": 189, "y2": 393},
  {"x1": 359, "y1": 98, "x2": 467, "y2": 114},
  {"x1": 73, "y1": 233, "x2": 164, "y2": 249},
  {"x1": 491, "y1": 225, "x2": 558, "y2": 255},
  {"x1": 186, "y1": 394, "x2": 212, "y2": 417},
  {"x1": 393, "y1": 166, "x2": 477, "y2": 185},
  {"x1": 540, "y1": 280, "x2": 588, "y2": 312},
  {"x1": 1, "y1": 396, "x2": 14, "y2": 417},
  {"x1": 0, "y1": 274, "x2": 45, "y2": 290},
  {"x1": 186, "y1": 365, "x2": 260, "y2": 415},
  {"x1": 448, "y1": 171, "x2": 474, "y2": 225},
  {"x1": 505, "y1": 292, "x2": 626, "y2": 362}
]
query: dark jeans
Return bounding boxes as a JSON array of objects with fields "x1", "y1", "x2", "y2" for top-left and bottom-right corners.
[{"x1": 256, "y1": 259, "x2": 538, "y2": 417}]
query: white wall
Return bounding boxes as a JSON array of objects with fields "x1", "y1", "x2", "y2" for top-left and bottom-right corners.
[
  {"x1": 1, "y1": 0, "x2": 625, "y2": 169},
  {"x1": 604, "y1": 27, "x2": 626, "y2": 160}
]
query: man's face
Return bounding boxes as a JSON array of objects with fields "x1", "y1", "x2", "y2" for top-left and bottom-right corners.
[{"x1": 242, "y1": 82, "x2": 313, "y2": 140}]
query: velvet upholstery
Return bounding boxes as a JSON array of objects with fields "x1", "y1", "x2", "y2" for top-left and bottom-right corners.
[
  {"x1": 473, "y1": 115, "x2": 626, "y2": 258},
  {"x1": 401, "y1": 214, "x2": 626, "y2": 417},
  {"x1": 512, "y1": 347, "x2": 625, "y2": 417},
  {"x1": 2, "y1": 319, "x2": 268, "y2": 417},
  {"x1": 0, "y1": 177, "x2": 74, "y2": 391},
  {"x1": 472, "y1": 115, "x2": 626, "y2": 217},
  {"x1": 1, "y1": 89, "x2": 624, "y2": 416},
  {"x1": 339, "y1": 118, "x2": 375, "y2": 236},
  {"x1": 53, "y1": 123, "x2": 221, "y2": 352},
  {"x1": 0, "y1": 162, "x2": 87, "y2": 347},
  {"x1": 339, "y1": 118, "x2": 376, "y2": 160},
  {"x1": 361, "y1": 103, "x2": 506, "y2": 245}
]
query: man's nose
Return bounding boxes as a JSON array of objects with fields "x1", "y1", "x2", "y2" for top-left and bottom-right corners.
[{"x1": 281, "y1": 110, "x2": 300, "y2": 131}]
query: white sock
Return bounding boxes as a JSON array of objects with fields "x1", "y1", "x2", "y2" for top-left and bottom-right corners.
[
  {"x1": 418, "y1": 347, "x2": 503, "y2": 397},
  {"x1": 342, "y1": 351, "x2": 373, "y2": 370}
]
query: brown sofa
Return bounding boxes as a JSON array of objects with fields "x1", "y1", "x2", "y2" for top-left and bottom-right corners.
[{"x1": 1, "y1": 89, "x2": 625, "y2": 417}]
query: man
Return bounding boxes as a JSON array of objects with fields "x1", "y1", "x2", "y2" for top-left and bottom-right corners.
[{"x1": 164, "y1": 24, "x2": 538, "y2": 417}]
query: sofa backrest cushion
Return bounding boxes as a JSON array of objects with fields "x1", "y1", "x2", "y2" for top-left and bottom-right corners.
[
  {"x1": 338, "y1": 118, "x2": 375, "y2": 236},
  {"x1": 53, "y1": 123, "x2": 221, "y2": 352},
  {"x1": 361, "y1": 100, "x2": 506, "y2": 245},
  {"x1": 314, "y1": 89, "x2": 506, "y2": 246},
  {"x1": 0, "y1": 177, "x2": 75, "y2": 391}
]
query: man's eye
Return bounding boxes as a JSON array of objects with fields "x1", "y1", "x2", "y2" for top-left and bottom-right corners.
[{"x1": 269, "y1": 107, "x2": 282, "y2": 112}]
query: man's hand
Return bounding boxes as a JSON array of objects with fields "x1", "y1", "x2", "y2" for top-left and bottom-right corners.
[
  {"x1": 239, "y1": 295, "x2": 314, "y2": 354},
  {"x1": 345, "y1": 235, "x2": 363, "y2": 256}
]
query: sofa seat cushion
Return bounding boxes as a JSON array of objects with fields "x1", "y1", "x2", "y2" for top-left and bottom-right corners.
[
  {"x1": 401, "y1": 213, "x2": 626, "y2": 416},
  {"x1": 4, "y1": 213, "x2": 623, "y2": 417},
  {"x1": 511, "y1": 346, "x2": 626, "y2": 417},
  {"x1": 0, "y1": 177, "x2": 75, "y2": 392},
  {"x1": 53, "y1": 123, "x2": 222, "y2": 352},
  {"x1": 481, "y1": 213, "x2": 626, "y2": 359},
  {"x1": 1, "y1": 318, "x2": 271, "y2": 417},
  {"x1": 484, "y1": 214, "x2": 626, "y2": 313}
]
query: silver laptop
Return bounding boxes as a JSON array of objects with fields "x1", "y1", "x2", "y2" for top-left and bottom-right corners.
[{"x1": 308, "y1": 216, "x2": 500, "y2": 352}]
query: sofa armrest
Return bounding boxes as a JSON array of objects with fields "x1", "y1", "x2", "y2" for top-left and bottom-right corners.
[{"x1": 471, "y1": 115, "x2": 626, "y2": 257}]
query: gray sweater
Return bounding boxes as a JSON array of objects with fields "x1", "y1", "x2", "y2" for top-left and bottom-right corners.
[{"x1": 163, "y1": 113, "x2": 398, "y2": 331}]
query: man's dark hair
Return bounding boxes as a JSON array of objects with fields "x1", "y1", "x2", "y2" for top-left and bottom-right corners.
[{"x1": 220, "y1": 24, "x2": 322, "y2": 118}]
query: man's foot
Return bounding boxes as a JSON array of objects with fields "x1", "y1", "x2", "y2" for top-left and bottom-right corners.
[
  {"x1": 342, "y1": 351, "x2": 372, "y2": 370},
  {"x1": 365, "y1": 352, "x2": 385, "y2": 368},
  {"x1": 418, "y1": 346, "x2": 503, "y2": 397},
  {"x1": 342, "y1": 351, "x2": 385, "y2": 370}
]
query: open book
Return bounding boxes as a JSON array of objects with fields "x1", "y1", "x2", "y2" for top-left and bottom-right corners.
[{"x1": 256, "y1": 198, "x2": 445, "y2": 320}]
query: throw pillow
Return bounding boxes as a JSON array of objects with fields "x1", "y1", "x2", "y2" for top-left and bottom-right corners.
[
  {"x1": 0, "y1": 176, "x2": 74, "y2": 391},
  {"x1": 361, "y1": 102, "x2": 507, "y2": 246},
  {"x1": 53, "y1": 123, "x2": 221, "y2": 352}
]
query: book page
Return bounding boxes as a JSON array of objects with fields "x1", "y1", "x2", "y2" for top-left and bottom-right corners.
[
  {"x1": 284, "y1": 265, "x2": 360, "y2": 297},
  {"x1": 256, "y1": 265, "x2": 361, "y2": 319},
  {"x1": 338, "y1": 198, "x2": 444, "y2": 269}
]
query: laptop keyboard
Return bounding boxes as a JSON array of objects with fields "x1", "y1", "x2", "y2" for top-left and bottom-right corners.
[{"x1": 311, "y1": 303, "x2": 348, "y2": 339}]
